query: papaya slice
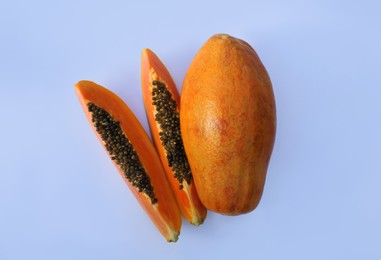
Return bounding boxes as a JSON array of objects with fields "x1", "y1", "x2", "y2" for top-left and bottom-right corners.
[
  {"x1": 141, "y1": 49, "x2": 207, "y2": 225},
  {"x1": 75, "y1": 80, "x2": 181, "y2": 242}
]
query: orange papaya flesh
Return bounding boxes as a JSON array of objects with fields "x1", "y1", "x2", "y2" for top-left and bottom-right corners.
[
  {"x1": 180, "y1": 34, "x2": 276, "y2": 215},
  {"x1": 75, "y1": 80, "x2": 181, "y2": 242},
  {"x1": 141, "y1": 49, "x2": 207, "y2": 226}
]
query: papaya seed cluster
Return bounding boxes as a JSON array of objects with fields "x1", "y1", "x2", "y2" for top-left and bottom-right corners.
[
  {"x1": 87, "y1": 102, "x2": 158, "y2": 204},
  {"x1": 151, "y1": 80, "x2": 192, "y2": 189}
]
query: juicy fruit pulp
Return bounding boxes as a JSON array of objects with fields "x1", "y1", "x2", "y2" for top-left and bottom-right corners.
[
  {"x1": 180, "y1": 34, "x2": 276, "y2": 215},
  {"x1": 141, "y1": 49, "x2": 207, "y2": 225},
  {"x1": 75, "y1": 80, "x2": 181, "y2": 242}
]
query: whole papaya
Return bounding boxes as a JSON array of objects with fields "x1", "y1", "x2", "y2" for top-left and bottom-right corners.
[{"x1": 180, "y1": 34, "x2": 276, "y2": 215}]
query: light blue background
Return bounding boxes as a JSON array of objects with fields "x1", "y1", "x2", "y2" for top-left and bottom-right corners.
[{"x1": 1, "y1": 0, "x2": 380, "y2": 259}]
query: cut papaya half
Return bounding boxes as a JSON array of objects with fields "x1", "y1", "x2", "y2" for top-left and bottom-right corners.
[
  {"x1": 141, "y1": 49, "x2": 207, "y2": 226},
  {"x1": 75, "y1": 80, "x2": 181, "y2": 242}
]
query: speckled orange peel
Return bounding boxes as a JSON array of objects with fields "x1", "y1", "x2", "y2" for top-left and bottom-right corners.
[
  {"x1": 141, "y1": 48, "x2": 207, "y2": 226},
  {"x1": 180, "y1": 34, "x2": 276, "y2": 215},
  {"x1": 75, "y1": 80, "x2": 182, "y2": 242}
]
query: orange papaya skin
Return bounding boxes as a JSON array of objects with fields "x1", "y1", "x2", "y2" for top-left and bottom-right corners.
[
  {"x1": 75, "y1": 80, "x2": 181, "y2": 241},
  {"x1": 141, "y1": 49, "x2": 207, "y2": 225},
  {"x1": 180, "y1": 34, "x2": 276, "y2": 215}
]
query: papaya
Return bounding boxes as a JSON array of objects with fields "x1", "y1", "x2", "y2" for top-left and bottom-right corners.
[
  {"x1": 180, "y1": 34, "x2": 276, "y2": 215},
  {"x1": 75, "y1": 80, "x2": 181, "y2": 242},
  {"x1": 141, "y1": 49, "x2": 207, "y2": 225}
]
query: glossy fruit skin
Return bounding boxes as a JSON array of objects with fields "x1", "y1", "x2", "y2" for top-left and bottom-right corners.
[
  {"x1": 75, "y1": 80, "x2": 181, "y2": 241},
  {"x1": 180, "y1": 34, "x2": 276, "y2": 215},
  {"x1": 141, "y1": 49, "x2": 207, "y2": 225}
]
